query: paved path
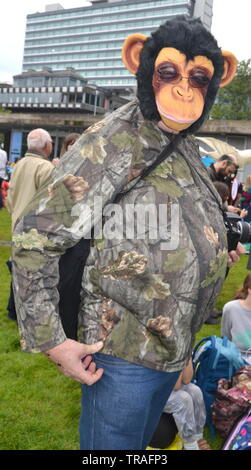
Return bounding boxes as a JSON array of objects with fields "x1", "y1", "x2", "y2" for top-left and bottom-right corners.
[{"x1": 0, "y1": 240, "x2": 11, "y2": 246}]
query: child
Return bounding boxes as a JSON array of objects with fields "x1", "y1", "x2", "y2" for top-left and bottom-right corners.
[
  {"x1": 240, "y1": 175, "x2": 251, "y2": 223},
  {"x1": 213, "y1": 181, "x2": 247, "y2": 218},
  {"x1": 163, "y1": 358, "x2": 211, "y2": 450},
  {"x1": 221, "y1": 273, "x2": 251, "y2": 364},
  {"x1": 0, "y1": 178, "x2": 9, "y2": 208}
]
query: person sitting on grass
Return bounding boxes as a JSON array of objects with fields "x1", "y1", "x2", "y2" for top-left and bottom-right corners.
[
  {"x1": 221, "y1": 273, "x2": 251, "y2": 365},
  {"x1": 163, "y1": 358, "x2": 211, "y2": 450}
]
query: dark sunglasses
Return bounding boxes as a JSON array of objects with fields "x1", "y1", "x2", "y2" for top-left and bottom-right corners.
[{"x1": 157, "y1": 64, "x2": 211, "y2": 89}]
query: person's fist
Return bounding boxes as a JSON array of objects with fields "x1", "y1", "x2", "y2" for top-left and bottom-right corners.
[{"x1": 227, "y1": 242, "x2": 246, "y2": 268}]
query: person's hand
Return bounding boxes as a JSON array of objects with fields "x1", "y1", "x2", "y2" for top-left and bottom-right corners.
[
  {"x1": 240, "y1": 209, "x2": 248, "y2": 219},
  {"x1": 52, "y1": 158, "x2": 60, "y2": 166},
  {"x1": 227, "y1": 242, "x2": 246, "y2": 268},
  {"x1": 44, "y1": 338, "x2": 104, "y2": 385}
]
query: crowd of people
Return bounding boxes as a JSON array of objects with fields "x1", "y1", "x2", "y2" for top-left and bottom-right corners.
[{"x1": 204, "y1": 154, "x2": 250, "y2": 325}]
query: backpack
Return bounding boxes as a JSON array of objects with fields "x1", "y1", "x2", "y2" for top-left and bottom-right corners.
[
  {"x1": 192, "y1": 336, "x2": 246, "y2": 436},
  {"x1": 212, "y1": 365, "x2": 251, "y2": 438},
  {"x1": 222, "y1": 407, "x2": 251, "y2": 450}
]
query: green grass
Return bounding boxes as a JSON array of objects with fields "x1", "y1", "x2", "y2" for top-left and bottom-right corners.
[
  {"x1": 0, "y1": 208, "x2": 249, "y2": 450},
  {"x1": 196, "y1": 256, "x2": 249, "y2": 343},
  {"x1": 0, "y1": 209, "x2": 80, "y2": 450},
  {"x1": 0, "y1": 209, "x2": 11, "y2": 241}
]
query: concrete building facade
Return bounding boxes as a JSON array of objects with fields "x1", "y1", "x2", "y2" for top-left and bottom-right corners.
[
  {"x1": 22, "y1": 0, "x2": 214, "y2": 89},
  {"x1": 0, "y1": 69, "x2": 112, "y2": 114},
  {"x1": 0, "y1": 68, "x2": 128, "y2": 161}
]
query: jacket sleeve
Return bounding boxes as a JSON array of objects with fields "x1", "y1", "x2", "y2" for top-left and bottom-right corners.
[
  {"x1": 12, "y1": 125, "x2": 137, "y2": 352},
  {"x1": 221, "y1": 304, "x2": 232, "y2": 341}
]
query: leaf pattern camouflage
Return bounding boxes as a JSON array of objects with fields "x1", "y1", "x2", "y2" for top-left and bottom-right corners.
[{"x1": 12, "y1": 99, "x2": 228, "y2": 372}]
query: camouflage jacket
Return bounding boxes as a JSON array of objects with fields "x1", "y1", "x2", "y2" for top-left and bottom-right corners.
[{"x1": 12, "y1": 99, "x2": 228, "y2": 373}]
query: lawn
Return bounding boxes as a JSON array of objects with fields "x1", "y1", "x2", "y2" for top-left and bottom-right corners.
[
  {"x1": 0, "y1": 209, "x2": 80, "y2": 450},
  {"x1": 0, "y1": 208, "x2": 248, "y2": 450}
]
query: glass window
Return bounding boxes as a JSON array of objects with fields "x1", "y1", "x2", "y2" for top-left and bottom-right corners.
[{"x1": 23, "y1": 0, "x2": 190, "y2": 85}]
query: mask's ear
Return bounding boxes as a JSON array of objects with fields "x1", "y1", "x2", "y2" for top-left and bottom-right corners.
[
  {"x1": 122, "y1": 33, "x2": 147, "y2": 75},
  {"x1": 220, "y1": 51, "x2": 238, "y2": 87}
]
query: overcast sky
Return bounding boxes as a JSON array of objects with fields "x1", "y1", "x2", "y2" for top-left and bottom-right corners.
[{"x1": 0, "y1": 0, "x2": 250, "y2": 83}]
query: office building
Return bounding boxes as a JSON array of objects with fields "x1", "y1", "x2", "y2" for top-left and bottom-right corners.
[
  {"x1": 0, "y1": 68, "x2": 128, "y2": 161},
  {"x1": 22, "y1": 0, "x2": 213, "y2": 89},
  {"x1": 0, "y1": 68, "x2": 127, "y2": 112}
]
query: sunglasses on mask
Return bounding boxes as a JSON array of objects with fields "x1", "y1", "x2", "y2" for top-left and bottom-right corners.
[{"x1": 157, "y1": 63, "x2": 211, "y2": 88}]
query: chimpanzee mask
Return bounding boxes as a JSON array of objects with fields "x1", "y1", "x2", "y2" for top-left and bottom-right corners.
[{"x1": 122, "y1": 16, "x2": 237, "y2": 135}]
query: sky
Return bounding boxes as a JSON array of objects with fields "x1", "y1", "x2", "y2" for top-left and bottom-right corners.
[{"x1": 0, "y1": 0, "x2": 250, "y2": 83}]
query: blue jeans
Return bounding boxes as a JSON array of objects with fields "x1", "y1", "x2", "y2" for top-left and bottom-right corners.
[{"x1": 80, "y1": 353, "x2": 181, "y2": 450}]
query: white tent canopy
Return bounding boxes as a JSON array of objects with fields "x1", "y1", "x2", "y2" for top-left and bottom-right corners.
[{"x1": 196, "y1": 136, "x2": 251, "y2": 168}]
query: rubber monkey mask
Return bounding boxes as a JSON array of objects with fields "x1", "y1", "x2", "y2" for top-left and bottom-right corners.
[{"x1": 122, "y1": 16, "x2": 237, "y2": 135}]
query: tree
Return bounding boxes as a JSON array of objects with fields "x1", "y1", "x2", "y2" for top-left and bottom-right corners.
[
  {"x1": 211, "y1": 59, "x2": 251, "y2": 120},
  {"x1": 0, "y1": 107, "x2": 11, "y2": 114}
]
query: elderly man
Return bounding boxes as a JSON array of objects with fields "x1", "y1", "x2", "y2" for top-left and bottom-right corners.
[
  {"x1": 7, "y1": 128, "x2": 54, "y2": 229},
  {"x1": 6, "y1": 129, "x2": 54, "y2": 322}
]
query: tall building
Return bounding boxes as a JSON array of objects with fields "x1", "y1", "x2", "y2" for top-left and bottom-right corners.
[{"x1": 22, "y1": 0, "x2": 213, "y2": 89}]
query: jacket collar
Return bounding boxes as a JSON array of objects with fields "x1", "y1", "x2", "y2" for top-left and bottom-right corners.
[{"x1": 25, "y1": 150, "x2": 50, "y2": 161}]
